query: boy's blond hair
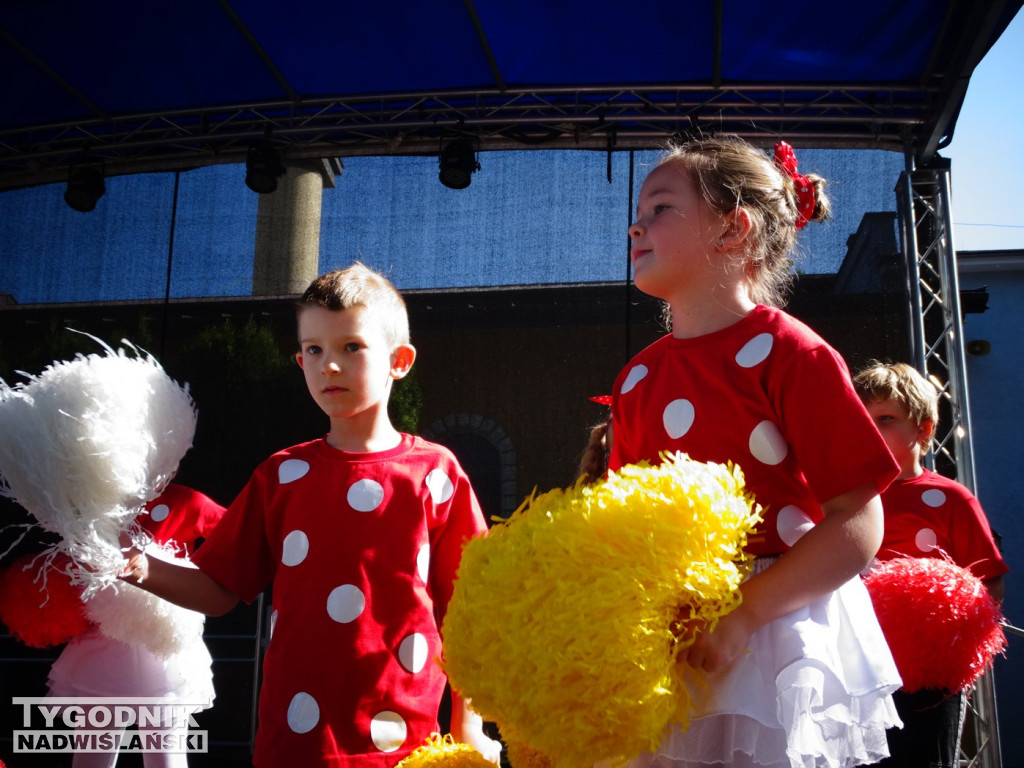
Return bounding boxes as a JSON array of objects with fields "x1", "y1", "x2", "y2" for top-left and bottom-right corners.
[
  {"x1": 298, "y1": 262, "x2": 409, "y2": 349},
  {"x1": 853, "y1": 361, "x2": 940, "y2": 444}
]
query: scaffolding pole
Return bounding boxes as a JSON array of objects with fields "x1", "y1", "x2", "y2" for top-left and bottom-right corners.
[{"x1": 895, "y1": 161, "x2": 1001, "y2": 768}]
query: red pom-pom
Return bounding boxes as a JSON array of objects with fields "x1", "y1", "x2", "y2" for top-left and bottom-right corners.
[
  {"x1": 0, "y1": 553, "x2": 91, "y2": 648},
  {"x1": 864, "y1": 557, "x2": 1006, "y2": 693}
]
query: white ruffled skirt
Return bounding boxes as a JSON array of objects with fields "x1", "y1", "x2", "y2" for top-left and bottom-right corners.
[
  {"x1": 47, "y1": 626, "x2": 215, "y2": 709},
  {"x1": 627, "y1": 564, "x2": 902, "y2": 768}
]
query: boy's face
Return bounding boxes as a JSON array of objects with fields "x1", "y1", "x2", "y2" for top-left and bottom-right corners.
[
  {"x1": 295, "y1": 304, "x2": 414, "y2": 423},
  {"x1": 864, "y1": 396, "x2": 930, "y2": 468}
]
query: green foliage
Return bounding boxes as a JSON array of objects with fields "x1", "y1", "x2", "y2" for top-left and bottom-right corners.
[
  {"x1": 170, "y1": 314, "x2": 308, "y2": 496},
  {"x1": 182, "y1": 316, "x2": 292, "y2": 383},
  {"x1": 0, "y1": 314, "x2": 158, "y2": 383},
  {"x1": 390, "y1": 368, "x2": 423, "y2": 435}
]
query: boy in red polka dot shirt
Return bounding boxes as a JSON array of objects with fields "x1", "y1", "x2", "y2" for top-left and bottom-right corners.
[
  {"x1": 854, "y1": 360, "x2": 1007, "y2": 768},
  {"x1": 121, "y1": 263, "x2": 500, "y2": 767}
]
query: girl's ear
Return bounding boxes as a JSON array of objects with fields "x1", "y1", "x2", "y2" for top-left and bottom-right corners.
[
  {"x1": 295, "y1": 352, "x2": 305, "y2": 369},
  {"x1": 717, "y1": 207, "x2": 753, "y2": 250},
  {"x1": 390, "y1": 344, "x2": 417, "y2": 379}
]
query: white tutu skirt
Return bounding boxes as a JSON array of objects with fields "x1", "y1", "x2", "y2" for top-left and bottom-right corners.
[
  {"x1": 628, "y1": 566, "x2": 902, "y2": 768},
  {"x1": 47, "y1": 626, "x2": 215, "y2": 710}
]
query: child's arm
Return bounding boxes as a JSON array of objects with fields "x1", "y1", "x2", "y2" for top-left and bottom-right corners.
[
  {"x1": 120, "y1": 549, "x2": 240, "y2": 617},
  {"x1": 449, "y1": 690, "x2": 501, "y2": 764},
  {"x1": 681, "y1": 482, "x2": 883, "y2": 673},
  {"x1": 984, "y1": 575, "x2": 1005, "y2": 604}
]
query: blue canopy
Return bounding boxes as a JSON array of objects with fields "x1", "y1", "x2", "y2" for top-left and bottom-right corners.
[{"x1": 1, "y1": 0, "x2": 1021, "y2": 191}]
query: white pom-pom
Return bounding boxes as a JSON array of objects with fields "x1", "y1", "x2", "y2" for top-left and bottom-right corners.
[
  {"x1": 85, "y1": 543, "x2": 205, "y2": 659},
  {"x1": 0, "y1": 337, "x2": 196, "y2": 595}
]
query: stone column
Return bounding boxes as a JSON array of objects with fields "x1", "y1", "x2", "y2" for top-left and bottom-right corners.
[{"x1": 251, "y1": 158, "x2": 343, "y2": 296}]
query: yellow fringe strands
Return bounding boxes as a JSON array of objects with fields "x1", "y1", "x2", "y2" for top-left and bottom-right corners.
[
  {"x1": 395, "y1": 733, "x2": 495, "y2": 768},
  {"x1": 506, "y1": 741, "x2": 554, "y2": 768},
  {"x1": 442, "y1": 452, "x2": 762, "y2": 768}
]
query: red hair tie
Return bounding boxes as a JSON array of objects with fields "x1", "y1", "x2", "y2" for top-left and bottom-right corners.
[{"x1": 773, "y1": 141, "x2": 815, "y2": 230}]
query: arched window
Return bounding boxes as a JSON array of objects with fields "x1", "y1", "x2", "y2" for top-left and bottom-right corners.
[{"x1": 423, "y1": 413, "x2": 517, "y2": 521}]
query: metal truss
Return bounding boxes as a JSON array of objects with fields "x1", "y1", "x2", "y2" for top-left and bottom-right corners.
[
  {"x1": 896, "y1": 163, "x2": 1001, "y2": 768},
  {"x1": 896, "y1": 162, "x2": 978, "y2": 489},
  {"x1": 0, "y1": 82, "x2": 939, "y2": 191}
]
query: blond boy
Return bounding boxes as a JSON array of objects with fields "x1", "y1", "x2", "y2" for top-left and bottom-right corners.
[
  {"x1": 854, "y1": 360, "x2": 1007, "y2": 768},
  {"x1": 122, "y1": 264, "x2": 500, "y2": 767}
]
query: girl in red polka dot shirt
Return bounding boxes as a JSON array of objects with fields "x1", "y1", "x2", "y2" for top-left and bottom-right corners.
[{"x1": 610, "y1": 136, "x2": 902, "y2": 768}]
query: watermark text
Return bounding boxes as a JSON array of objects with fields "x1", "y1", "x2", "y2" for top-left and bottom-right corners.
[{"x1": 12, "y1": 698, "x2": 208, "y2": 754}]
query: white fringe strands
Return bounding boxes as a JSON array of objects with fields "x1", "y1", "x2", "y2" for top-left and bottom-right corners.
[
  {"x1": 442, "y1": 452, "x2": 762, "y2": 768},
  {"x1": 0, "y1": 339, "x2": 196, "y2": 597},
  {"x1": 84, "y1": 542, "x2": 207, "y2": 658}
]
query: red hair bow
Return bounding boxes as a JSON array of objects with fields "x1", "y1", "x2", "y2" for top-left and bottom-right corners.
[{"x1": 773, "y1": 141, "x2": 815, "y2": 230}]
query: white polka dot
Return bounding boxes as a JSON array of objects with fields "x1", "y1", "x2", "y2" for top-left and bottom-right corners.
[
  {"x1": 281, "y1": 530, "x2": 309, "y2": 566},
  {"x1": 287, "y1": 692, "x2": 319, "y2": 734},
  {"x1": 416, "y1": 544, "x2": 430, "y2": 583},
  {"x1": 921, "y1": 489, "x2": 947, "y2": 508},
  {"x1": 620, "y1": 364, "x2": 648, "y2": 395},
  {"x1": 748, "y1": 420, "x2": 788, "y2": 465},
  {"x1": 662, "y1": 399, "x2": 695, "y2": 440},
  {"x1": 776, "y1": 505, "x2": 815, "y2": 547},
  {"x1": 269, "y1": 609, "x2": 278, "y2": 640},
  {"x1": 279, "y1": 459, "x2": 310, "y2": 485},
  {"x1": 149, "y1": 504, "x2": 170, "y2": 523},
  {"x1": 326, "y1": 584, "x2": 365, "y2": 623},
  {"x1": 915, "y1": 527, "x2": 938, "y2": 552},
  {"x1": 425, "y1": 469, "x2": 454, "y2": 504},
  {"x1": 398, "y1": 633, "x2": 430, "y2": 673},
  {"x1": 370, "y1": 711, "x2": 407, "y2": 752},
  {"x1": 348, "y1": 478, "x2": 385, "y2": 512},
  {"x1": 735, "y1": 333, "x2": 774, "y2": 368}
]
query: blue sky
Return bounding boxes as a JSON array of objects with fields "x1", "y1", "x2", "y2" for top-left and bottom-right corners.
[{"x1": 944, "y1": 6, "x2": 1024, "y2": 251}]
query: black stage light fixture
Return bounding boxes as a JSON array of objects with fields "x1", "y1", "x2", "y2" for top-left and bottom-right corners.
[
  {"x1": 245, "y1": 141, "x2": 287, "y2": 194},
  {"x1": 438, "y1": 140, "x2": 479, "y2": 189},
  {"x1": 64, "y1": 167, "x2": 105, "y2": 212}
]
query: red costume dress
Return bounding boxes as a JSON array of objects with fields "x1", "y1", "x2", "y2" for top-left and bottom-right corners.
[
  {"x1": 610, "y1": 305, "x2": 903, "y2": 768},
  {"x1": 140, "y1": 483, "x2": 226, "y2": 558},
  {"x1": 193, "y1": 434, "x2": 487, "y2": 768},
  {"x1": 875, "y1": 469, "x2": 1008, "y2": 580}
]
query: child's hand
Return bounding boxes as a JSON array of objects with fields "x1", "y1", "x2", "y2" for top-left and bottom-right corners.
[
  {"x1": 669, "y1": 602, "x2": 704, "y2": 646},
  {"x1": 118, "y1": 547, "x2": 149, "y2": 585},
  {"x1": 449, "y1": 698, "x2": 502, "y2": 765},
  {"x1": 677, "y1": 606, "x2": 755, "y2": 674}
]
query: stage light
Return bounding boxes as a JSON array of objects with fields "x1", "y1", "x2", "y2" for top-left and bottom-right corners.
[
  {"x1": 966, "y1": 339, "x2": 991, "y2": 357},
  {"x1": 64, "y1": 167, "x2": 105, "y2": 212},
  {"x1": 438, "y1": 140, "x2": 479, "y2": 189},
  {"x1": 245, "y1": 141, "x2": 287, "y2": 194}
]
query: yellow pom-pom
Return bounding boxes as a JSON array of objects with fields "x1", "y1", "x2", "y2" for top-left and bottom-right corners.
[
  {"x1": 507, "y1": 741, "x2": 554, "y2": 768},
  {"x1": 442, "y1": 452, "x2": 761, "y2": 768},
  {"x1": 395, "y1": 733, "x2": 494, "y2": 768}
]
